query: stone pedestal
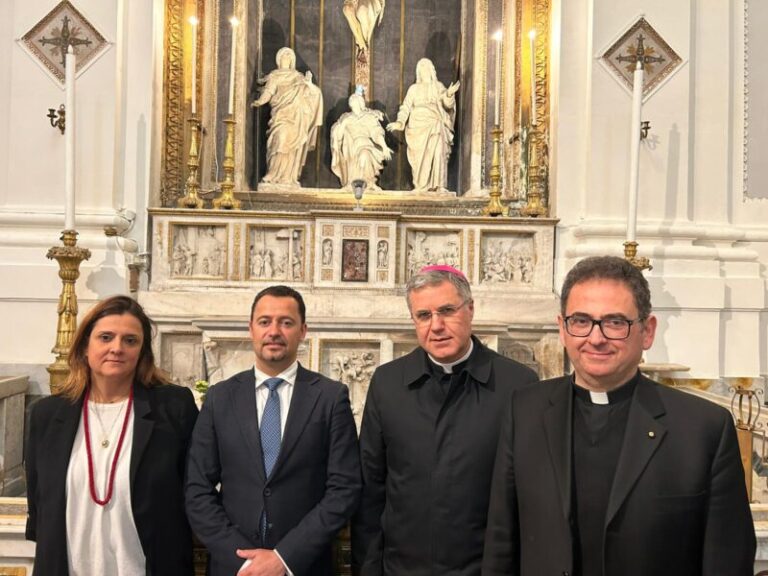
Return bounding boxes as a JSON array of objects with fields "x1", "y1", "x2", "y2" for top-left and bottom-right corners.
[
  {"x1": 0, "y1": 378, "x2": 27, "y2": 497},
  {"x1": 0, "y1": 499, "x2": 33, "y2": 574}
]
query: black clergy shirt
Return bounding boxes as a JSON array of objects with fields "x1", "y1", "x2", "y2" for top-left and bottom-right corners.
[{"x1": 572, "y1": 373, "x2": 638, "y2": 576}]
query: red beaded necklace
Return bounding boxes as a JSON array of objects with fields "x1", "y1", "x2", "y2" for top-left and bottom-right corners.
[{"x1": 82, "y1": 385, "x2": 134, "y2": 506}]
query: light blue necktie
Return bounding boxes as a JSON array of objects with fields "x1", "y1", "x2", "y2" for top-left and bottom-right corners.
[{"x1": 260, "y1": 377, "x2": 283, "y2": 539}]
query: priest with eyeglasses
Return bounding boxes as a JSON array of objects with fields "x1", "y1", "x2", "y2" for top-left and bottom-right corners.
[
  {"x1": 482, "y1": 255, "x2": 755, "y2": 576},
  {"x1": 352, "y1": 265, "x2": 539, "y2": 576}
]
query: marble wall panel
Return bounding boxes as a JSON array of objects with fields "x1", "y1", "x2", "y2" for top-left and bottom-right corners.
[
  {"x1": 161, "y1": 333, "x2": 204, "y2": 389},
  {"x1": 203, "y1": 336, "x2": 311, "y2": 384},
  {"x1": 319, "y1": 340, "x2": 381, "y2": 426},
  {"x1": 404, "y1": 228, "x2": 463, "y2": 280},
  {"x1": 479, "y1": 232, "x2": 535, "y2": 285},
  {"x1": 247, "y1": 225, "x2": 307, "y2": 282},
  {"x1": 170, "y1": 224, "x2": 228, "y2": 279}
]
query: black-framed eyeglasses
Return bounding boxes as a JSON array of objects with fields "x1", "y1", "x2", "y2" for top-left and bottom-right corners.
[
  {"x1": 412, "y1": 300, "x2": 470, "y2": 325},
  {"x1": 563, "y1": 314, "x2": 643, "y2": 340}
]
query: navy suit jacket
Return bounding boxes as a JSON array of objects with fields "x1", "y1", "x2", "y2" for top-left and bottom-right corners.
[
  {"x1": 185, "y1": 364, "x2": 361, "y2": 576},
  {"x1": 25, "y1": 382, "x2": 198, "y2": 576},
  {"x1": 482, "y1": 373, "x2": 756, "y2": 576}
]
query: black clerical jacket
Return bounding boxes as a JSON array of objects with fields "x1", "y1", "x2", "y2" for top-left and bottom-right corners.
[
  {"x1": 482, "y1": 373, "x2": 756, "y2": 576},
  {"x1": 353, "y1": 337, "x2": 539, "y2": 576}
]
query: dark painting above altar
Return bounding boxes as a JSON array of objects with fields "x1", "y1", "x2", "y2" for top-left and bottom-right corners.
[{"x1": 160, "y1": 0, "x2": 552, "y2": 212}]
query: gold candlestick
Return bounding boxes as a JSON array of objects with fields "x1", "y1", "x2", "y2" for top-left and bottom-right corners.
[
  {"x1": 46, "y1": 230, "x2": 91, "y2": 393},
  {"x1": 520, "y1": 125, "x2": 547, "y2": 217},
  {"x1": 177, "y1": 116, "x2": 204, "y2": 208},
  {"x1": 213, "y1": 115, "x2": 242, "y2": 210},
  {"x1": 623, "y1": 240, "x2": 652, "y2": 271},
  {"x1": 483, "y1": 126, "x2": 505, "y2": 216},
  {"x1": 730, "y1": 378, "x2": 762, "y2": 500}
]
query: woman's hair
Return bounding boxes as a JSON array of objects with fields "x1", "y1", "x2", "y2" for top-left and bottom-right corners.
[{"x1": 59, "y1": 295, "x2": 171, "y2": 401}]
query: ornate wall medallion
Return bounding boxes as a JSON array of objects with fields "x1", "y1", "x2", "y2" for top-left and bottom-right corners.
[
  {"x1": 19, "y1": 0, "x2": 109, "y2": 86},
  {"x1": 600, "y1": 16, "x2": 683, "y2": 100}
]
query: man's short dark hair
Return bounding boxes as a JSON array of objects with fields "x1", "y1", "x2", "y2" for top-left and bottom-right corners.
[
  {"x1": 560, "y1": 256, "x2": 652, "y2": 319},
  {"x1": 250, "y1": 285, "x2": 306, "y2": 324}
]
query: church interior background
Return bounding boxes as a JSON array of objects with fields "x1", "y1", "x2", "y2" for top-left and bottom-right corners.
[{"x1": 1, "y1": 0, "x2": 768, "y2": 571}]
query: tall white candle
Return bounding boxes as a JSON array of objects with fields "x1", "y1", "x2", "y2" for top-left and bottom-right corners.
[
  {"x1": 228, "y1": 17, "x2": 238, "y2": 115},
  {"x1": 528, "y1": 30, "x2": 537, "y2": 126},
  {"x1": 493, "y1": 30, "x2": 503, "y2": 126},
  {"x1": 65, "y1": 46, "x2": 76, "y2": 231},
  {"x1": 627, "y1": 59, "x2": 644, "y2": 243},
  {"x1": 190, "y1": 16, "x2": 198, "y2": 115}
]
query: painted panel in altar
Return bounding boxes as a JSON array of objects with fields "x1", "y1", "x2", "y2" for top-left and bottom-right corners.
[{"x1": 315, "y1": 217, "x2": 396, "y2": 287}]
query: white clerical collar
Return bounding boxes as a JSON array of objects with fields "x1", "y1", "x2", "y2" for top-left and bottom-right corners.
[
  {"x1": 254, "y1": 360, "x2": 299, "y2": 388},
  {"x1": 572, "y1": 373, "x2": 638, "y2": 405},
  {"x1": 429, "y1": 339, "x2": 474, "y2": 374}
]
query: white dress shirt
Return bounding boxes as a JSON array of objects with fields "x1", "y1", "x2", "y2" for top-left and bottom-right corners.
[{"x1": 254, "y1": 362, "x2": 297, "y2": 435}]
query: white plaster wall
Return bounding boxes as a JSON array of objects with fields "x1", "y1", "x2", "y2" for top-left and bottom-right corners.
[
  {"x1": 0, "y1": 0, "x2": 159, "y2": 394},
  {"x1": 552, "y1": 0, "x2": 768, "y2": 381}
]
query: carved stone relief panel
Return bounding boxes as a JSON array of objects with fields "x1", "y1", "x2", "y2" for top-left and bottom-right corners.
[
  {"x1": 479, "y1": 232, "x2": 535, "y2": 286},
  {"x1": 203, "y1": 335, "x2": 311, "y2": 384},
  {"x1": 247, "y1": 225, "x2": 307, "y2": 282},
  {"x1": 320, "y1": 340, "x2": 380, "y2": 427},
  {"x1": 498, "y1": 331, "x2": 564, "y2": 379},
  {"x1": 404, "y1": 228, "x2": 463, "y2": 280},
  {"x1": 394, "y1": 341, "x2": 418, "y2": 360},
  {"x1": 321, "y1": 237, "x2": 334, "y2": 268},
  {"x1": 472, "y1": 226, "x2": 554, "y2": 293},
  {"x1": 160, "y1": 333, "x2": 204, "y2": 390},
  {"x1": 170, "y1": 224, "x2": 228, "y2": 279}
]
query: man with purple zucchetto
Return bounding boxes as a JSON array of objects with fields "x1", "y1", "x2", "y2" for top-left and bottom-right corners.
[{"x1": 351, "y1": 265, "x2": 539, "y2": 576}]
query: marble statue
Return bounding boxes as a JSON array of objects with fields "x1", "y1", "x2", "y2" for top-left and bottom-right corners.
[
  {"x1": 322, "y1": 239, "x2": 333, "y2": 266},
  {"x1": 251, "y1": 47, "x2": 324, "y2": 186},
  {"x1": 387, "y1": 58, "x2": 459, "y2": 192},
  {"x1": 343, "y1": 0, "x2": 385, "y2": 52},
  {"x1": 330, "y1": 93, "x2": 392, "y2": 190},
  {"x1": 377, "y1": 240, "x2": 388, "y2": 268}
]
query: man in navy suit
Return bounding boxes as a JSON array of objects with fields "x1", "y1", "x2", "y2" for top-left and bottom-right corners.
[{"x1": 186, "y1": 285, "x2": 361, "y2": 576}]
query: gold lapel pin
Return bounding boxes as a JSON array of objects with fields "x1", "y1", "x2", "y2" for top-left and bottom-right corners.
[{"x1": 648, "y1": 431, "x2": 656, "y2": 438}]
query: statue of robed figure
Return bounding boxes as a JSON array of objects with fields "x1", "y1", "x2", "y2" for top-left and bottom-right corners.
[{"x1": 252, "y1": 47, "x2": 324, "y2": 186}]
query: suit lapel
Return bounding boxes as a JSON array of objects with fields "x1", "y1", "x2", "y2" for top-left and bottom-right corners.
[
  {"x1": 130, "y1": 384, "x2": 154, "y2": 488},
  {"x1": 604, "y1": 377, "x2": 667, "y2": 527},
  {"x1": 271, "y1": 365, "x2": 320, "y2": 478},
  {"x1": 543, "y1": 377, "x2": 573, "y2": 522},
  {"x1": 230, "y1": 370, "x2": 266, "y2": 482},
  {"x1": 44, "y1": 397, "x2": 83, "y2": 496}
]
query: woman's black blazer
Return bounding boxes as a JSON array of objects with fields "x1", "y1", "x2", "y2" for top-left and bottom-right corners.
[{"x1": 25, "y1": 382, "x2": 199, "y2": 575}]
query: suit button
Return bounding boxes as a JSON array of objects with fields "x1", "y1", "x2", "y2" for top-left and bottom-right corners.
[
  {"x1": 562, "y1": 572, "x2": 570, "y2": 576},
  {"x1": 268, "y1": 523, "x2": 274, "y2": 529},
  {"x1": 264, "y1": 488, "x2": 272, "y2": 497}
]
